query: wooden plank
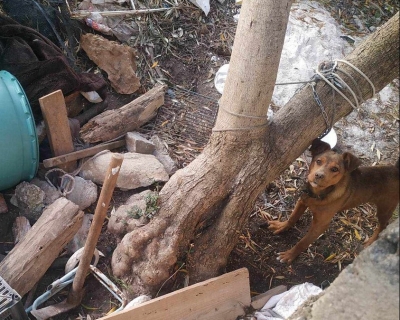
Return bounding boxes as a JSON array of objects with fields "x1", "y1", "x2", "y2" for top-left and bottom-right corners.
[
  {"x1": 39, "y1": 90, "x2": 76, "y2": 172},
  {"x1": 251, "y1": 285, "x2": 287, "y2": 309},
  {"x1": 43, "y1": 140, "x2": 125, "y2": 168},
  {"x1": 99, "y1": 268, "x2": 251, "y2": 320}
]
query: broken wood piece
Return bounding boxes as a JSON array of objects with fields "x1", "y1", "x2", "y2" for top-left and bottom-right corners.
[
  {"x1": 0, "y1": 198, "x2": 84, "y2": 296},
  {"x1": 98, "y1": 268, "x2": 251, "y2": 320},
  {"x1": 250, "y1": 285, "x2": 288, "y2": 310},
  {"x1": 43, "y1": 140, "x2": 125, "y2": 168},
  {"x1": 12, "y1": 216, "x2": 31, "y2": 244},
  {"x1": 80, "y1": 34, "x2": 140, "y2": 95},
  {"x1": 39, "y1": 90, "x2": 77, "y2": 172},
  {"x1": 80, "y1": 85, "x2": 167, "y2": 143}
]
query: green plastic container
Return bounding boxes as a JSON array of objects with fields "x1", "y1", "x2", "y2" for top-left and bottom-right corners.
[{"x1": 0, "y1": 70, "x2": 39, "y2": 191}]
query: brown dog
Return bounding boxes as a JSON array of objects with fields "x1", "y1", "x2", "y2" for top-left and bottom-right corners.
[{"x1": 268, "y1": 139, "x2": 399, "y2": 264}]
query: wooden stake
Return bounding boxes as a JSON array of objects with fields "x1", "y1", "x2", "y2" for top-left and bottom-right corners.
[
  {"x1": 39, "y1": 90, "x2": 77, "y2": 172},
  {"x1": 68, "y1": 154, "x2": 124, "y2": 304}
]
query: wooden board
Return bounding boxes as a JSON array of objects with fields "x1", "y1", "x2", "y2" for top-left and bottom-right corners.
[
  {"x1": 99, "y1": 268, "x2": 251, "y2": 320},
  {"x1": 43, "y1": 140, "x2": 125, "y2": 168},
  {"x1": 39, "y1": 90, "x2": 76, "y2": 172}
]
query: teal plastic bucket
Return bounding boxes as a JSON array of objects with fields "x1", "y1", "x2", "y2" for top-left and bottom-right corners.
[{"x1": 0, "y1": 70, "x2": 39, "y2": 191}]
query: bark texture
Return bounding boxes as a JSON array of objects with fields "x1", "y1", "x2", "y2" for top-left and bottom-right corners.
[
  {"x1": 79, "y1": 85, "x2": 166, "y2": 143},
  {"x1": 111, "y1": 11, "x2": 399, "y2": 297}
]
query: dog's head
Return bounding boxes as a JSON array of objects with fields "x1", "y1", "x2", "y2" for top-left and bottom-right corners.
[{"x1": 307, "y1": 139, "x2": 362, "y2": 190}]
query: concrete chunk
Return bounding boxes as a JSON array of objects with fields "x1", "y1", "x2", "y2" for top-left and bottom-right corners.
[{"x1": 126, "y1": 132, "x2": 155, "y2": 154}]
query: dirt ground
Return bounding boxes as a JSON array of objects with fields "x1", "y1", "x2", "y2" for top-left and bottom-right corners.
[{"x1": 0, "y1": 0, "x2": 399, "y2": 319}]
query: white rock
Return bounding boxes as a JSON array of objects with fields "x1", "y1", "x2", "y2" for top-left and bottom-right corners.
[
  {"x1": 79, "y1": 151, "x2": 169, "y2": 190},
  {"x1": 66, "y1": 176, "x2": 98, "y2": 210}
]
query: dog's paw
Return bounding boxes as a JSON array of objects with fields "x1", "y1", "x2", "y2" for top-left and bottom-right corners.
[
  {"x1": 268, "y1": 220, "x2": 290, "y2": 234},
  {"x1": 276, "y1": 250, "x2": 297, "y2": 264}
]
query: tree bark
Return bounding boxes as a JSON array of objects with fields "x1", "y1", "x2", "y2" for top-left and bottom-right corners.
[
  {"x1": 111, "y1": 9, "x2": 399, "y2": 297},
  {"x1": 79, "y1": 85, "x2": 166, "y2": 143}
]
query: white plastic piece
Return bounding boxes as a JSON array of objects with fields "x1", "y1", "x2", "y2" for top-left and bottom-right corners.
[
  {"x1": 189, "y1": 0, "x2": 210, "y2": 16},
  {"x1": 81, "y1": 91, "x2": 103, "y2": 103},
  {"x1": 255, "y1": 282, "x2": 322, "y2": 320},
  {"x1": 214, "y1": 64, "x2": 229, "y2": 94}
]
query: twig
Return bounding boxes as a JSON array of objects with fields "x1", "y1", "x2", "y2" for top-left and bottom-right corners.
[{"x1": 71, "y1": 7, "x2": 171, "y2": 19}]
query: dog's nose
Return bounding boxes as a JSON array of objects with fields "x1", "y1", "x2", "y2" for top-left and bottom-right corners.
[{"x1": 315, "y1": 172, "x2": 324, "y2": 179}]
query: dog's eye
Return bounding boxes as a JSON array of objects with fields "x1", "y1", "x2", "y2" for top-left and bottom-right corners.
[
  {"x1": 316, "y1": 159, "x2": 322, "y2": 165},
  {"x1": 331, "y1": 167, "x2": 339, "y2": 172}
]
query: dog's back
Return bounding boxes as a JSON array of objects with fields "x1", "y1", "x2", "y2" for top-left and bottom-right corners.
[{"x1": 344, "y1": 162, "x2": 399, "y2": 210}]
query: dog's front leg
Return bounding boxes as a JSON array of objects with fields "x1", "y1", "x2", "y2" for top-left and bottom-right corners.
[
  {"x1": 268, "y1": 199, "x2": 307, "y2": 234},
  {"x1": 277, "y1": 211, "x2": 335, "y2": 264}
]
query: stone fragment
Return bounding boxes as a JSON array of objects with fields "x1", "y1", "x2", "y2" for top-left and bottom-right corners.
[
  {"x1": 13, "y1": 182, "x2": 45, "y2": 220},
  {"x1": 80, "y1": 34, "x2": 140, "y2": 94},
  {"x1": 66, "y1": 213, "x2": 94, "y2": 254},
  {"x1": 79, "y1": 151, "x2": 169, "y2": 190},
  {"x1": 151, "y1": 135, "x2": 177, "y2": 175},
  {"x1": 66, "y1": 176, "x2": 98, "y2": 210},
  {"x1": 31, "y1": 178, "x2": 61, "y2": 205},
  {"x1": 126, "y1": 132, "x2": 155, "y2": 154}
]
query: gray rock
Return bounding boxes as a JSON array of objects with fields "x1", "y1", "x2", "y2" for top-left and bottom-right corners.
[
  {"x1": 150, "y1": 135, "x2": 177, "y2": 175},
  {"x1": 66, "y1": 213, "x2": 94, "y2": 254},
  {"x1": 79, "y1": 151, "x2": 169, "y2": 190},
  {"x1": 66, "y1": 176, "x2": 98, "y2": 210},
  {"x1": 126, "y1": 132, "x2": 155, "y2": 154},
  {"x1": 30, "y1": 178, "x2": 61, "y2": 205},
  {"x1": 289, "y1": 218, "x2": 399, "y2": 320},
  {"x1": 108, "y1": 190, "x2": 156, "y2": 238},
  {"x1": 13, "y1": 182, "x2": 45, "y2": 220}
]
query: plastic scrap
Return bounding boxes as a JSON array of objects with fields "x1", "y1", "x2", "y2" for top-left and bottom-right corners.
[
  {"x1": 189, "y1": 0, "x2": 210, "y2": 16},
  {"x1": 78, "y1": 0, "x2": 139, "y2": 42},
  {"x1": 255, "y1": 282, "x2": 322, "y2": 320},
  {"x1": 214, "y1": 64, "x2": 229, "y2": 94}
]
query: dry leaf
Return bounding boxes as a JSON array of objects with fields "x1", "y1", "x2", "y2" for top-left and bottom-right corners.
[
  {"x1": 105, "y1": 306, "x2": 117, "y2": 316},
  {"x1": 376, "y1": 149, "x2": 382, "y2": 160},
  {"x1": 354, "y1": 229, "x2": 362, "y2": 240},
  {"x1": 325, "y1": 253, "x2": 336, "y2": 261}
]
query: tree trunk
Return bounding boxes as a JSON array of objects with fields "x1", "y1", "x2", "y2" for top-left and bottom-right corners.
[{"x1": 111, "y1": 6, "x2": 399, "y2": 297}]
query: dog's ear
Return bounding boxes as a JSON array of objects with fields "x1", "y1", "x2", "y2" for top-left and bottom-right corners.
[
  {"x1": 342, "y1": 152, "x2": 362, "y2": 172},
  {"x1": 309, "y1": 139, "x2": 331, "y2": 157}
]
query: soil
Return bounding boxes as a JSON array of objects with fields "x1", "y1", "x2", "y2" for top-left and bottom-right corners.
[{"x1": 0, "y1": 0, "x2": 399, "y2": 319}]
